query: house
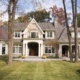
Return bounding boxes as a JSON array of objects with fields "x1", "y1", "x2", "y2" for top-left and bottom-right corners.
[{"x1": 0, "y1": 18, "x2": 80, "y2": 58}]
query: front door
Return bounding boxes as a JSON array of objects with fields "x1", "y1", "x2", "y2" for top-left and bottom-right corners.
[
  {"x1": 62, "y1": 45, "x2": 69, "y2": 57},
  {"x1": 29, "y1": 49, "x2": 35, "y2": 56},
  {"x1": 28, "y1": 42, "x2": 38, "y2": 56}
]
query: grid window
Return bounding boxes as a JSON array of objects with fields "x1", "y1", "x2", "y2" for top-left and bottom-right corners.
[
  {"x1": 45, "y1": 46, "x2": 55, "y2": 53},
  {"x1": 13, "y1": 45, "x2": 22, "y2": 53},
  {"x1": 14, "y1": 32, "x2": 21, "y2": 38},
  {"x1": 31, "y1": 32, "x2": 38, "y2": 38},
  {"x1": 47, "y1": 32, "x2": 52, "y2": 38}
]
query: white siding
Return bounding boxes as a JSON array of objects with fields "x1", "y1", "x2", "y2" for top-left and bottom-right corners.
[{"x1": 0, "y1": 43, "x2": 2, "y2": 55}]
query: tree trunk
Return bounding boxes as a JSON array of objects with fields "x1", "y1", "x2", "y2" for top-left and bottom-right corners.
[
  {"x1": 8, "y1": 0, "x2": 18, "y2": 65},
  {"x1": 62, "y1": 0, "x2": 73, "y2": 62},
  {"x1": 71, "y1": 0, "x2": 78, "y2": 62},
  {"x1": 74, "y1": 0, "x2": 78, "y2": 62}
]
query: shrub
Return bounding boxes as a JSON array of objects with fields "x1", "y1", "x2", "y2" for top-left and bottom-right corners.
[
  {"x1": 22, "y1": 55, "x2": 26, "y2": 59},
  {"x1": 42, "y1": 54, "x2": 47, "y2": 59},
  {"x1": 47, "y1": 55, "x2": 59, "y2": 59},
  {"x1": 0, "y1": 55, "x2": 9, "y2": 63},
  {"x1": 13, "y1": 56, "x2": 22, "y2": 58}
]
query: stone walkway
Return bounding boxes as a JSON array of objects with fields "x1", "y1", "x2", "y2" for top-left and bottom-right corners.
[{"x1": 13, "y1": 56, "x2": 70, "y2": 62}]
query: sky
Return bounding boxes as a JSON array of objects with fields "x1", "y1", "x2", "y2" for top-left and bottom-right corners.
[{"x1": 0, "y1": 0, "x2": 80, "y2": 21}]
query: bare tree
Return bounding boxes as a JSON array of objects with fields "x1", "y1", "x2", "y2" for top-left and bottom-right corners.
[
  {"x1": 62, "y1": 0, "x2": 73, "y2": 62},
  {"x1": 71, "y1": 0, "x2": 78, "y2": 62},
  {"x1": 8, "y1": 0, "x2": 18, "y2": 65}
]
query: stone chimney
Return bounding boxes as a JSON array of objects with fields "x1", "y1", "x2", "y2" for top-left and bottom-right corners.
[{"x1": 54, "y1": 18, "x2": 62, "y2": 27}]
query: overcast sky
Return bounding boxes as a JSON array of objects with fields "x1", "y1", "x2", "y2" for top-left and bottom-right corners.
[{"x1": 0, "y1": 0, "x2": 80, "y2": 21}]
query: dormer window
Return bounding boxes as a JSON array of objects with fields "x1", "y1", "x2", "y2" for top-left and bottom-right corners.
[
  {"x1": 47, "y1": 32, "x2": 52, "y2": 37},
  {"x1": 45, "y1": 31, "x2": 54, "y2": 39},
  {"x1": 14, "y1": 32, "x2": 22, "y2": 39}
]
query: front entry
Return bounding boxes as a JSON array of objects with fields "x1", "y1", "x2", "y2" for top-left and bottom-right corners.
[
  {"x1": 62, "y1": 45, "x2": 69, "y2": 57},
  {"x1": 28, "y1": 42, "x2": 38, "y2": 56}
]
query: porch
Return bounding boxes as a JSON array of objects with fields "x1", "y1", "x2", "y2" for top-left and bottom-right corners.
[
  {"x1": 58, "y1": 44, "x2": 80, "y2": 58},
  {"x1": 13, "y1": 56, "x2": 70, "y2": 62}
]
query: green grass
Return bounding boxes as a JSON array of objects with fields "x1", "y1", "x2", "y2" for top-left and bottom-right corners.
[{"x1": 0, "y1": 60, "x2": 80, "y2": 80}]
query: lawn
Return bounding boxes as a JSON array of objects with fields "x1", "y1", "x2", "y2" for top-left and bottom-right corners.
[{"x1": 0, "y1": 60, "x2": 80, "y2": 80}]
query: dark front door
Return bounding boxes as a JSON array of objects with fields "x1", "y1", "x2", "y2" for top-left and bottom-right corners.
[
  {"x1": 30, "y1": 49, "x2": 35, "y2": 56},
  {"x1": 28, "y1": 42, "x2": 38, "y2": 56},
  {"x1": 62, "y1": 46, "x2": 69, "y2": 57}
]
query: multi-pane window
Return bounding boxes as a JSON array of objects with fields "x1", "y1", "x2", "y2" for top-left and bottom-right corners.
[
  {"x1": 13, "y1": 45, "x2": 22, "y2": 53},
  {"x1": 45, "y1": 45, "x2": 54, "y2": 53},
  {"x1": 14, "y1": 32, "x2": 22, "y2": 38},
  {"x1": 31, "y1": 32, "x2": 38, "y2": 38},
  {"x1": 45, "y1": 31, "x2": 53, "y2": 39},
  {"x1": 47, "y1": 32, "x2": 52, "y2": 37}
]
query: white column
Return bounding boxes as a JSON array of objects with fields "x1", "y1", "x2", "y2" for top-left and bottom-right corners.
[
  {"x1": 23, "y1": 43, "x2": 26, "y2": 56},
  {"x1": 43, "y1": 45, "x2": 45, "y2": 54},
  {"x1": 68, "y1": 49, "x2": 69, "y2": 57},
  {"x1": 0, "y1": 43, "x2": 2, "y2": 55},
  {"x1": 5, "y1": 44, "x2": 8, "y2": 54},
  {"x1": 58, "y1": 45, "x2": 62, "y2": 58},
  {"x1": 41, "y1": 43, "x2": 43, "y2": 57},
  {"x1": 26, "y1": 43, "x2": 29, "y2": 56},
  {"x1": 38, "y1": 43, "x2": 41, "y2": 57}
]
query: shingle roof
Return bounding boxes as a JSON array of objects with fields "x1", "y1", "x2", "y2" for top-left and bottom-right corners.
[
  {"x1": 14, "y1": 22, "x2": 28, "y2": 30},
  {"x1": 38, "y1": 22, "x2": 55, "y2": 30},
  {"x1": 0, "y1": 25, "x2": 8, "y2": 41},
  {"x1": 13, "y1": 22, "x2": 55, "y2": 31},
  {"x1": 1, "y1": 21, "x2": 80, "y2": 43},
  {"x1": 56, "y1": 27, "x2": 68, "y2": 42},
  {"x1": 55, "y1": 27, "x2": 80, "y2": 43}
]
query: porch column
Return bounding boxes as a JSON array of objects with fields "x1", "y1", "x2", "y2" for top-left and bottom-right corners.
[
  {"x1": 38, "y1": 43, "x2": 41, "y2": 57},
  {"x1": 41, "y1": 43, "x2": 43, "y2": 57},
  {"x1": 5, "y1": 44, "x2": 8, "y2": 55},
  {"x1": 58, "y1": 45, "x2": 62, "y2": 58},
  {"x1": 68, "y1": 49, "x2": 69, "y2": 57},
  {"x1": 23, "y1": 43, "x2": 26, "y2": 56},
  {"x1": 26, "y1": 43, "x2": 29, "y2": 56}
]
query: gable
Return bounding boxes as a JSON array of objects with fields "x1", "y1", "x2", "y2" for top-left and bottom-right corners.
[{"x1": 23, "y1": 18, "x2": 44, "y2": 34}]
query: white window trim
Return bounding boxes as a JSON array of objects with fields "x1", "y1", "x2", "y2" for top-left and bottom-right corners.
[
  {"x1": 30, "y1": 31, "x2": 38, "y2": 38},
  {"x1": 14, "y1": 32, "x2": 22, "y2": 39},
  {"x1": 45, "y1": 45, "x2": 55, "y2": 54},
  {"x1": 45, "y1": 31, "x2": 54, "y2": 39},
  {"x1": 13, "y1": 45, "x2": 22, "y2": 54}
]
